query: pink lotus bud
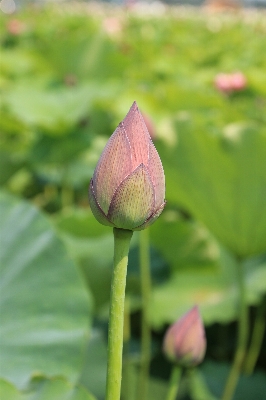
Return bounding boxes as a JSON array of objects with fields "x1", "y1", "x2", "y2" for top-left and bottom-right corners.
[
  {"x1": 214, "y1": 73, "x2": 232, "y2": 93},
  {"x1": 102, "y1": 17, "x2": 122, "y2": 37},
  {"x1": 89, "y1": 101, "x2": 166, "y2": 231},
  {"x1": 214, "y1": 71, "x2": 247, "y2": 93},
  {"x1": 163, "y1": 306, "x2": 206, "y2": 367},
  {"x1": 230, "y1": 72, "x2": 247, "y2": 91},
  {"x1": 7, "y1": 19, "x2": 25, "y2": 36}
]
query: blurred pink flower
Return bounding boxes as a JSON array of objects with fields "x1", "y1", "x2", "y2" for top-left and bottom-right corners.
[
  {"x1": 102, "y1": 17, "x2": 122, "y2": 37},
  {"x1": 125, "y1": 0, "x2": 138, "y2": 9},
  {"x1": 230, "y1": 72, "x2": 247, "y2": 91},
  {"x1": 7, "y1": 19, "x2": 25, "y2": 36},
  {"x1": 214, "y1": 73, "x2": 232, "y2": 93},
  {"x1": 163, "y1": 306, "x2": 206, "y2": 367},
  {"x1": 214, "y1": 71, "x2": 247, "y2": 93}
]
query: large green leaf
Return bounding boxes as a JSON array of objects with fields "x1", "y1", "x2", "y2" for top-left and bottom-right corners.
[
  {"x1": 150, "y1": 209, "x2": 219, "y2": 272},
  {"x1": 0, "y1": 377, "x2": 97, "y2": 400},
  {"x1": 150, "y1": 251, "x2": 266, "y2": 328},
  {"x1": 79, "y1": 329, "x2": 107, "y2": 400},
  {"x1": 201, "y1": 361, "x2": 266, "y2": 400},
  {"x1": 0, "y1": 379, "x2": 20, "y2": 400},
  {"x1": 54, "y1": 208, "x2": 114, "y2": 313},
  {"x1": 54, "y1": 208, "x2": 140, "y2": 314},
  {"x1": 4, "y1": 83, "x2": 97, "y2": 133},
  {"x1": 159, "y1": 118, "x2": 266, "y2": 258},
  {"x1": 0, "y1": 192, "x2": 93, "y2": 388}
]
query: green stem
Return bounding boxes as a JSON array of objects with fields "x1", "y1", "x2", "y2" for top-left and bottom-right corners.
[
  {"x1": 166, "y1": 365, "x2": 182, "y2": 400},
  {"x1": 137, "y1": 228, "x2": 152, "y2": 400},
  {"x1": 244, "y1": 301, "x2": 265, "y2": 375},
  {"x1": 188, "y1": 367, "x2": 217, "y2": 400},
  {"x1": 105, "y1": 228, "x2": 133, "y2": 400},
  {"x1": 221, "y1": 258, "x2": 249, "y2": 400}
]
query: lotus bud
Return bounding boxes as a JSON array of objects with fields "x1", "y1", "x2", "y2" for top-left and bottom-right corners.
[
  {"x1": 89, "y1": 101, "x2": 166, "y2": 231},
  {"x1": 230, "y1": 71, "x2": 247, "y2": 91},
  {"x1": 214, "y1": 71, "x2": 247, "y2": 93},
  {"x1": 163, "y1": 306, "x2": 206, "y2": 368},
  {"x1": 214, "y1": 73, "x2": 232, "y2": 93}
]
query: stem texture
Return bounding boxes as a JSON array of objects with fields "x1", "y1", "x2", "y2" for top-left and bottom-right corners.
[
  {"x1": 166, "y1": 365, "x2": 182, "y2": 400},
  {"x1": 244, "y1": 301, "x2": 265, "y2": 375},
  {"x1": 221, "y1": 258, "x2": 249, "y2": 400},
  {"x1": 105, "y1": 228, "x2": 133, "y2": 400}
]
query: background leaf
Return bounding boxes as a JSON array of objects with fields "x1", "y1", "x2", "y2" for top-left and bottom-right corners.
[
  {"x1": 159, "y1": 119, "x2": 266, "y2": 258},
  {"x1": 201, "y1": 361, "x2": 266, "y2": 400},
  {"x1": 0, "y1": 192, "x2": 93, "y2": 388},
  {"x1": 0, "y1": 378, "x2": 97, "y2": 400}
]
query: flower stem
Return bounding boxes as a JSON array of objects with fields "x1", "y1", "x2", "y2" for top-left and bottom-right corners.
[
  {"x1": 166, "y1": 365, "x2": 182, "y2": 400},
  {"x1": 188, "y1": 367, "x2": 216, "y2": 400},
  {"x1": 244, "y1": 300, "x2": 265, "y2": 375},
  {"x1": 105, "y1": 228, "x2": 133, "y2": 400},
  {"x1": 137, "y1": 228, "x2": 152, "y2": 400},
  {"x1": 221, "y1": 258, "x2": 249, "y2": 400}
]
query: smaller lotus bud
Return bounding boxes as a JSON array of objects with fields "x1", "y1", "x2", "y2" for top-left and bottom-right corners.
[
  {"x1": 214, "y1": 73, "x2": 232, "y2": 93},
  {"x1": 102, "y1": 17, "x2": 122, "y2": 37},
  {"x1": 163, "y1": 306, "x2": 206, "y2": 368},
  {"x1": 7, "y1": 19, "x2": 25, "y2": 35},
  {"x1": 214, "y1": 71, "x2": 247, "y2": 93},
  {"x1": 230, "y1": 71, "x2": 247, "y2": 91}
]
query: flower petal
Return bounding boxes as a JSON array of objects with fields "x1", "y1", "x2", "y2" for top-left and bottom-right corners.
[
  {"x1": 134, "y1": 201, "x2": 166, "y2": 231},
  {"x1": 108, "y1": 164, "x2": 155, "y2": 230},
  {"x1": 148, "y1": 142, "x2": 165, "y2": 209},
  {"x1": 122, "y1": 101, "x2": 150, "y2": 170},
  {"x1": 93, "y1": 124, "x2": 131, "y2": 214},
  {"x1": 88, "y1": 180, "x2": 115, "y2": 227}
]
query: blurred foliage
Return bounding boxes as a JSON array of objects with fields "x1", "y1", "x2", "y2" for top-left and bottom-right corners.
[
  {"x1": 0, "y1": 3, "x2": 266, "y2": 399},
  {"x1": 0, "y1": 377, "x2": 97, "y2": 400}
]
